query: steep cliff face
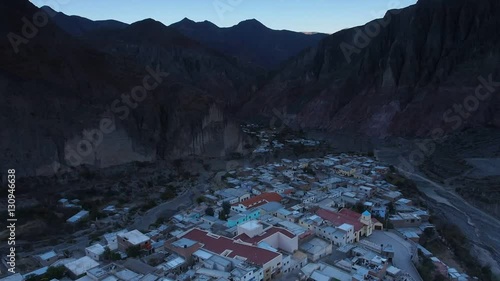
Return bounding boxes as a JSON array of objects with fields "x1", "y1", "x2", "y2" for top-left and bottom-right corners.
[
  {"x1": 243, "y1": 0, "x2": 500, "y2": 137},
  {"x1": 82, "y1": 19, "x2": 260, "y2": 106},
  {"x1": 0, "y1": 1, "x2": 252, "y2": 176}
]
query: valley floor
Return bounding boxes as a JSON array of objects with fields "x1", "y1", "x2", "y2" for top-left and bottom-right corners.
[{"x1": 376, "y1": 147, "x2": 500, "y2": 275}]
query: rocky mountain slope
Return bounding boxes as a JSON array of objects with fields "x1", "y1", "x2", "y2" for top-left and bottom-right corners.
[
  {"x1": 243, "y1": 0, "x2": 500, "y2": 137},
  {"x1": 3, "y1": 0, "x2": 500, "y2": 177},
  {"x1": 40, "y1": 6, "x2": 128, "y2": 37},
  {"x1": 170, "y1": 18, "x2": 328, "y2": 69},
  {"x1": 0, "y1": 1, "x2": 255, "y2": 176}
]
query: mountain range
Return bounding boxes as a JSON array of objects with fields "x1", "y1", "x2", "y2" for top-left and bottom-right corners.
[
  {"x1": 2, "y1": 0, "x2": 500, "y2": 176},
  {"x1": 42, "y1": 7, "x2": 329, "y2": 69},
  {"x1": 170, "y1": 18, "x2": 328, "y2": 69}
]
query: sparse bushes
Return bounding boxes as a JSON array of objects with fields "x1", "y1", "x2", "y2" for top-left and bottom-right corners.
[
  {"x1": 196, "y1": 196, "x2": 206, "y2": 204},
  {"x1": 205, "y1": 207, "x2": 215, "y2": 216},
  {"x1": 222, "y1": 201, "x2": 231, "y2": 215},
  {"x1": 433, "y1": 217, "x2": 499, "y2": 281},
  {"x1": 103, "y1": 247, "x2": 121, "y2": 261},
  {"x1": 126, "y1": 245, "x2": 141, "y2": 258},
  {"x1": 26, "y1": 266, "x2": 66, "y2": 281},
  {"x1": 417, "y1": 249, "x2": 436, "y2": 280},
  {"x1": 141, "y1": 200, "x2": 158, "y2": 211},
  {"x1": 161, "y1": 190, "x2": 176, "y2": 201}
]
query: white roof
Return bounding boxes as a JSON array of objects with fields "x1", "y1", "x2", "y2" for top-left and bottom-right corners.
[
  {"x1": 23, "y1": 267, "x2": 48, "y2": 278},
  {"x1": 115, "y1": 269, "x2": 140, "y2": 280},
  {"x1": 64, "y1": 256, "x2": 99, "y2": 276},
  {"x1": 118, "y1": 230, "x2": 149, "y2": 245},
  {"x1": 310, "y1": 271, "x2": 330, "y2": 281},
  {"x1": 75, "y1": 276, "x2": 93, "y2": 281},
  {"x1": 338, "y1": 223, "x2": 353, "y2": 231},
  {"x1": 86, "y1": 243, "x2": 105, "y2": 255},
  {"x1": 386, "y1": 266, "x2": 401, "y2": 275},
  {"x1": 193, "y1": 249, "x2": 213, "y2": 260},
  {"x1": 67, "y1": 210, "x2": 89, "y2": 223},
  {"x1": 0, "y1": 273, "x2": 23, "y2": 281},
  {"x1": 166, "y1": 257, "x2": 185, "y2": 268},
  {"x1": 239, "y1": 220, "x2": 262, "y2": 231},
  {"x1": 101, "y1": 276, "x2": 119, "y2": 281},
  {"x1": 37, "y1": 250, "x2": 57, "y2": 260}
]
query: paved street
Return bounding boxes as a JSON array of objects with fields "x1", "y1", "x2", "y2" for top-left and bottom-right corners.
[
  {"x1": 366, "y1": 231, "x2": 422, "y2": 281},
  {"x1": 132, "y1": 189, "x2": 193, "y2": 231}
]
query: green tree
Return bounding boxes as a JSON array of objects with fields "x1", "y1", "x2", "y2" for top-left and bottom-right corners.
[
  {"x1": 196, "y1": 196, "x2": 206, "y2": 204},
  {"x1": 205, "y1": 207, "x2": 215, "y2": 216},
  {"x1": 43, "y1": 266, "x2": 66, "y2": 280},
  {"x1": 303, "y1": 166, "x2": 316, "y2": 176},
  {"x1": 126, "y1": 245, "x2": 142, "y2": 258},
  {"x1": 218, "y1": 211, "x2": 227, "y2": 221},
  {"x1": 161, "y1": 190, "x2": 176, "y2": 200},
  {"x1": 103, "y1": 247, "x2": 121, "y2": 261},
  {"x1": 387, "y1": 202, "x2": 395, "y2": 214},
  {"x1": 352, "y1": 203, "x2": 364, "y2": 213},
  {"x1": 222, "y1": 201, "x2": 231, "y2": 215}
]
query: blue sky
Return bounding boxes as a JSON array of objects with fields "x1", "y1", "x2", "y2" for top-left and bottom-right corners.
[{"x1": 31, "y1": 0, "x2": 417, "y2": 34}]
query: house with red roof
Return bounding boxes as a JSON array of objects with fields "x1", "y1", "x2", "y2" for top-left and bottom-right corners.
[
  {"x1": 339, "y1": 208, "x2": 383, "y2": 235},
  {"x1": 234, "y1": 220, "x2": 298, "y2": 254},
  {"x1": 231, "y1": 192, "x2": 283, "y2": 213},
  {"x1": 179, "y1": 228, "x2": 282, "y2": 281},
  {"x1": 316, "y1": 208, "x2": 382, "y2": 242}
]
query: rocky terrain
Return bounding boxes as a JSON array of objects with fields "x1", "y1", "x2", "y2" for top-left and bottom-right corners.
[
  {"x1": 419, "y1": 128, "x2": 500, "y2": 217},
  {"x1": 242, "y1": 0, "x2": 500, "y2": 137},
  {"x1": 0, "y1": 1, "x2": 256, "y2": 177},
  {"x1": 41, "y1": 6, "x2": 128, "y2": 36},
  {"x1": 2, "y1": 0, "x2": 500, "y2": 179}
]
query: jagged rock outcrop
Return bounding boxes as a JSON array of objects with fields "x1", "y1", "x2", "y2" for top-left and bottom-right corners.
[
  {"x1": 242, "y1": 0, "x2": 500, "y2": 137},
  {"x1": 0, "y1": 1, "x2": 253, "y2": 176}
]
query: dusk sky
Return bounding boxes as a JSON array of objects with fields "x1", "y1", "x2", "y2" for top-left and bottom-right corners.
[{"x1": 30, "y1": 0, "x2": 417, "y2": 34}]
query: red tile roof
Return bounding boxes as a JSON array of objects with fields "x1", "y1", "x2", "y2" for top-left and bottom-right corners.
[
  {"x1": 339, "y1": 208, "x2": 381, "y2": 224},
  {"x1": 316, "y1": 208, "x2": 364, "y2": 231},
  {"x1": 234, "y1": 227, "x2": 295, "y2": 244},
  {"x1": 180, "y1": 228, "x2": 280, "y2": 265},
  {"x1": 339, "y1": 208, "x2": 362, "y2": 219},
  {"x1": 233, "y1": 192, "x2": 282, "y2": 208}
]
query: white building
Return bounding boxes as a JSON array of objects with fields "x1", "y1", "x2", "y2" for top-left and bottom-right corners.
[
  {"x1": 35, "y1": 250, "x2": 58, "y2": 266},
  {"x1": 0, "y1": 273, "x2": 23, "y2": 281},
  {"x1": 117, "y1": 229, "x2": 151, "y2": 252},
  {"x1": 64, "y1": 256, "x2": 100, "y2": 279},
  {"x1": 66, "y1": 210, "x2": 89, "y2": 224},
  {"x1": 85, "y1": 243, "x2": 105, "y2": 261}
]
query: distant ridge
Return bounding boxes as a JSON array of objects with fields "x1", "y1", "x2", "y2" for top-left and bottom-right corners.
[
  {"x1": 170, "y1": 18, "x2": 328, "y2": 69},
  {"x1": 40, "y1": 6, "x2": 128, "y2": 36}
]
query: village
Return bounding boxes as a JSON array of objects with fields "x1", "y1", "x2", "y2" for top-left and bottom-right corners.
[{"x1": 1, "y1": 126, "x2": 473, "y2": 281}]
